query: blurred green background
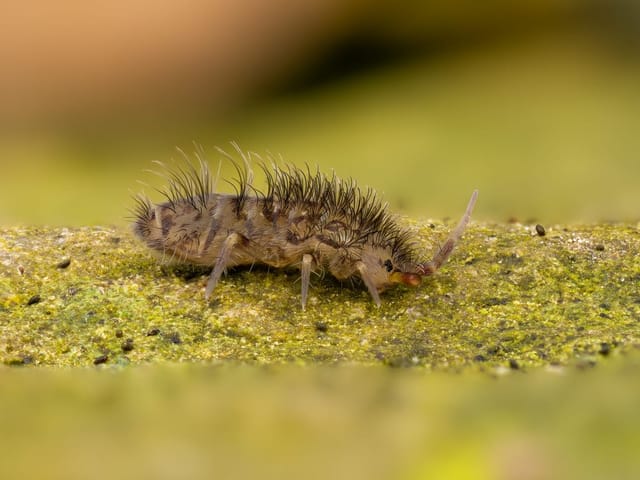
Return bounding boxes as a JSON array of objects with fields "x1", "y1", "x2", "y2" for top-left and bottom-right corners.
[
  {"x1": 1, "y1": 0, "x2": 639, "y2": 225},
  {"x1": 2, "y1": 3, "x2": 640, "y2": 479}
]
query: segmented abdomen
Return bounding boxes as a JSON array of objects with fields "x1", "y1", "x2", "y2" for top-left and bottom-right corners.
[{"x1": 134, "y1": 193, "x2": 349, "y2": 270}]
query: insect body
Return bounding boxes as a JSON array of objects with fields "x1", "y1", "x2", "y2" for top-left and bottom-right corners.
[{"x1": 132, "y1": 146, "x2": 478, "y2": 308}]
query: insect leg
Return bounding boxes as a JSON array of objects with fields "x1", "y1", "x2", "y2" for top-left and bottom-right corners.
[
  {"x1": 300, "y1": 254, "x2": 314, "y2": 310},
  {"x1": 205, "y1": 232, "x2": 241, "y2": 300},
  {"x1": 356, "y1": 262, "x2": 381, "y2": 307}
]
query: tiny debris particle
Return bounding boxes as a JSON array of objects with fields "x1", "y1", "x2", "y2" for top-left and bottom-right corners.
[
  {"x1": 473, "y1": 354, "x2": 487, "y2": 362},
  {"x1": 486, "y1": 345, "x2": 500, "y2": 355},
  {"x1": 535, "y1": 224, "x2": 546, "y2": 236},
  {"x1": 594, "y1": 244, "x2": 605, "y2": 251},
  {"x1": 93, "y1": 354, "x2": 109, "y2": 365},
  {"x1": 121, "y1": 338, "x2": 134, "y2": 352},
  {"x1": 314, "y1": 321, "x2": 328, "y2": 333},
  {"x1": 598, "y1": 342, "x2": 611, "y2": 356},
  {"x1": 146, "y1": 327, "x2": 161, "y2": 336},
  {"x1": 115, "y1": 329, "x2": 124, "y2": 338},
  {"x1": 508, "y1": 359, "x2": 520, "y2": 370},
  {"x1": 56, "y1": 258, "x2": 71, "y2": 269},
  {"x1": 26, "y1": 294, "x2": 41, "y2": 306},
  {"x1": 166, "y1": 332, "x2": 182, "y2": 345}
]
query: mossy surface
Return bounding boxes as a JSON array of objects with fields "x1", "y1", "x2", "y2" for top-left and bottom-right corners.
[
  {"x1": 2, "y1": 222, "x2": 640, "y2": 479},
  {"x1": 2, "y1": 222, "x2": 638, "y2": 369}
]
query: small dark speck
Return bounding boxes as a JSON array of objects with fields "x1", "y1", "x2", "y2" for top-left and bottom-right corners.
[
  {"x1": 56, "y1": 258, "x2": 71, "y2": 269},
  {"x1": 535, "y1": 224, "x2": 546, "y2": 236},
  {"x1": 598, "y1": 342, "x2": 611, "y2": 356},
  {"x1": 473, "y1": 354, "x2": 487, "y2": 362},
  {"x1": 110, "y1": 237, "x2": 121, "y2": 244},
  {"x1": 166, "y1": 332, "x2": 182, "y2": 344},
  {"x1": 594, "y1": 244, "x2": 605, "y2": 251},
  {"x1": 487, "y1": 345, "x2": 500, "y2": 355},
  {"x1": 314, "y1": 321, "x2": 328, "y2": 333},
  {"x1": 121, "y1": 338, "x2": 134, "y2": 352},
  {"x1": 146, "y1": 328, "x2": 161, "y2": 336},
  {"x1": 483, "y1": 297, "x2": 508, "y2": 307},
  {"x1": 508, "y1": 359, "x2": 520, "y2": 370},
  {"x1": 93, "y1": 354, "x2": 109, "y2": 365},
  {"x1": 27, "y1": 295, "x2": 41, "y2": 306},
  {"x1": 115, "y1": 329, "x2": 124, "y2": 338}
]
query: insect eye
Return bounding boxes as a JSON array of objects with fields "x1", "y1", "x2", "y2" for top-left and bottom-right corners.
[{"x1": 384, "y1": 259, "x2": 393, "y2": 272}]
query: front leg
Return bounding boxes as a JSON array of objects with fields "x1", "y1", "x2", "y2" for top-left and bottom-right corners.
[
  {"x1": 356, "y1": 261, "x2": 381, "y2": 307},
  {"x1": 205, "y1": 232, "x2": 241, "y2": 300}
]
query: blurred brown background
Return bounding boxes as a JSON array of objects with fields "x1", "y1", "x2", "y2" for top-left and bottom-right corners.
[{"x1": 1, "y1": 0, "x2": 639, "y2": 224}]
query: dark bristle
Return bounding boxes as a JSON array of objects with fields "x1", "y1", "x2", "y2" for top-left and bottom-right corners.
[
  {"x1": 135, "y1": 145, "x2": 417, "y2": 264},
  {"x1": 218, "y1": 143, "x2": 252, "y2": 217},
  {"x1": 130, "y1": 194, "x2": 152, "y2": 220},
  {"x1": 129, "y1": 194, "x2": 153, "y2": 238},
  {"x1": 226, "y1": 158, "x2": 251, "y2": 216},
  {"x1": 261, "y1": 160, "x2": 416, "y2": 262},
  {"x1": 149, "y1": 149, "x2": 213, "y2": 215}
]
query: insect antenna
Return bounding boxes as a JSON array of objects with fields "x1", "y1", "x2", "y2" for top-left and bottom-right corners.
[{"x1": 418, "y1": 189, "x2": 478, "y2": 276}]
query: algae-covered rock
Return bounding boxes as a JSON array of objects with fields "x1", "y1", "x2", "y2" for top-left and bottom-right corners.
[{"x1": 1, "y1": 222, "x2": 639, "y2": 368}]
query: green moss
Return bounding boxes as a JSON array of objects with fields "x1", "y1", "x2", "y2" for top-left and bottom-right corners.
[{"x1": 1, "y1": 222, "x2": 639, "y2": 369}]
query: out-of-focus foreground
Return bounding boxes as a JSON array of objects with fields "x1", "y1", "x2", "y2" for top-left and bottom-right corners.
[{"x1": 2, "y1": 359, "x2": 640, "y2": 480}]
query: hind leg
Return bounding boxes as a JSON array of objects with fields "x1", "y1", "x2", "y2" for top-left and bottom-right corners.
[{"x1": 205, "y1": 232, "x2": 241, "y2": 299}]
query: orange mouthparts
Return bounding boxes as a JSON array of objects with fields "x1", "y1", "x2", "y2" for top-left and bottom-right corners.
[{"x1": 389, "y1": 272, "x2": 422, "y2": 287}]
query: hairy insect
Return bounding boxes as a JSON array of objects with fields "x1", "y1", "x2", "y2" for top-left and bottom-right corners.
[{"x1": 132, "y1": 145, "x2": 478, "y2": 308}]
